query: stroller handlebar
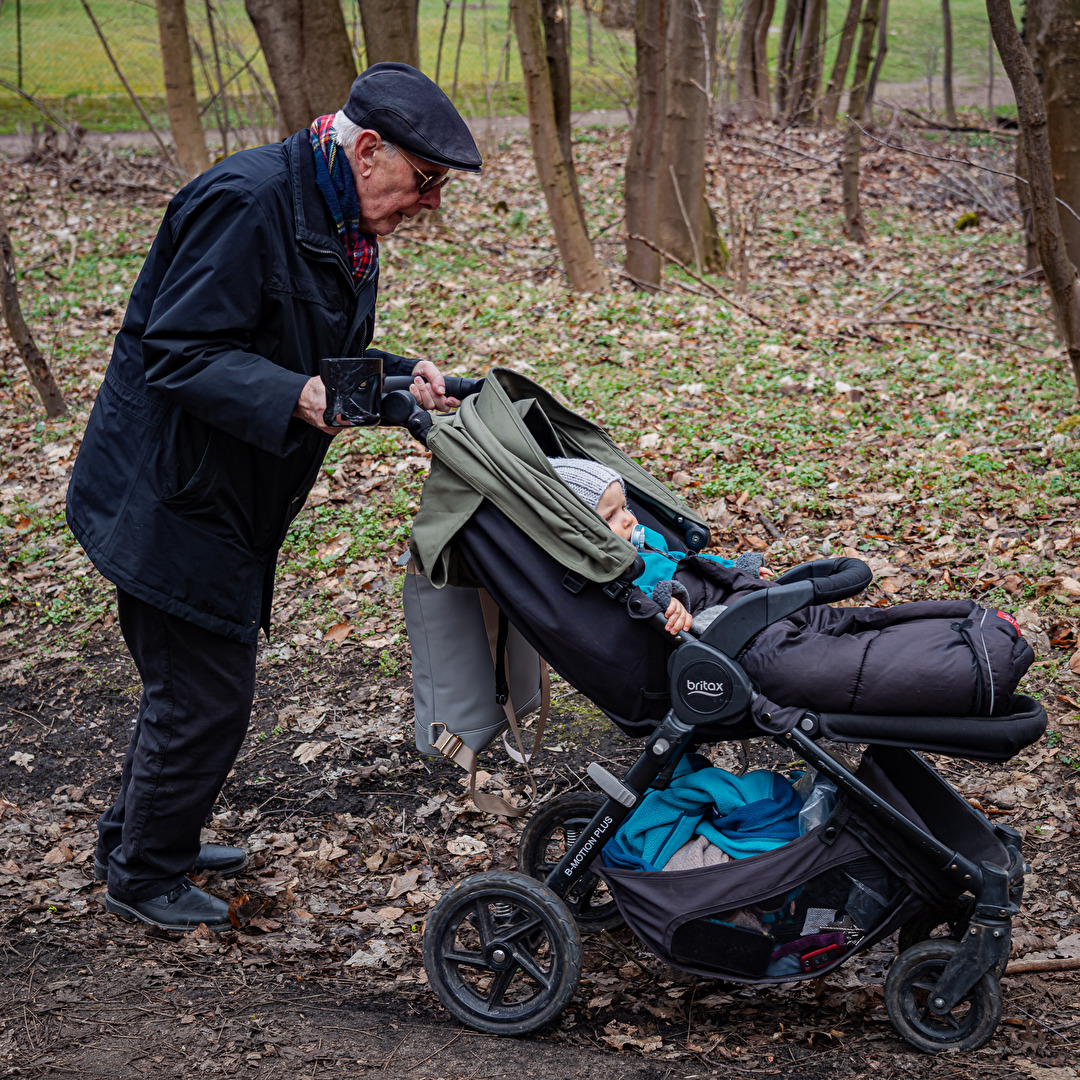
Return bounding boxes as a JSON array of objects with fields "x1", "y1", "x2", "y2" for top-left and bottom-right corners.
[
  {"x1": 357, "y1": 375, "x2": 485, "y2": 445},
  {"x1": 382, "y1": 375, "x2": 485, "y2": 399}
]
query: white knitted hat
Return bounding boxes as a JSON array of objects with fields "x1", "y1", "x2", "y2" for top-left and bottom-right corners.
[{"x1": 548, "y1": 457, "x2": 625, "y2": 510}]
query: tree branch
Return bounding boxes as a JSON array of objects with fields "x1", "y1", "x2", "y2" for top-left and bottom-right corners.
[
  {"x1": 626, "y1": 233, "x2": 769, "y2": 325},
  {"x1": 851, "y1": 118, "x2": 1080, "y2": 227}
]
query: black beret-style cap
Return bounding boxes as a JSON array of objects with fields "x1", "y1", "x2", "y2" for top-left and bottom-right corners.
[{"x1": 343, "y1": 62, "x2": 482, "y2": 172}]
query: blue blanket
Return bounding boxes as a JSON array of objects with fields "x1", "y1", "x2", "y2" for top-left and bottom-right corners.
[{"x1": 604, "y1": 755, "x2": 801, "y2": 872}]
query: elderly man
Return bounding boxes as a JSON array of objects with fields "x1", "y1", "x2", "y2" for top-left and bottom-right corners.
[{"x1": 65, "y1": 63, "x2": 481, "y2": 931}]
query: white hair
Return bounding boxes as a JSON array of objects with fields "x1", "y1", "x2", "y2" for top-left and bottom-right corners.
[{"x1": 330, "y1": 110, "x2": 397, "y2": 156}]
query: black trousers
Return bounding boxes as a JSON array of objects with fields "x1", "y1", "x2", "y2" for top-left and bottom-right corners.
[{"x1": 96, "y1": 589, "x2": 257, "y2": 902}]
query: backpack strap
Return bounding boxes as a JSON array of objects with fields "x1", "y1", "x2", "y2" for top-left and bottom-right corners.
[
  {"x1": 427, "y1": 589, "x2": 548, "y2": 817},
  {"x1": 464, "y1": 590, "x2": 548, "y2": 816}
]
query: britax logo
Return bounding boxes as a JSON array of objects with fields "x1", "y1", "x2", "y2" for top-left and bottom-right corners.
[
  {"x1": 564, "y1": 815, "x2": 614, "y2": 875},
  {"x1": 685, "y1": 679, "x2": 725, "y2": 697}
]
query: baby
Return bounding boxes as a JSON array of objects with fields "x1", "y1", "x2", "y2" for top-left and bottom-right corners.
[{"x1": 548, "y1": 457, "x2": 765, "y2": 635}]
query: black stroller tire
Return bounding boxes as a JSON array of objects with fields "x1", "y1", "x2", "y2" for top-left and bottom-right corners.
[
  {"x1": 517, "y1": 793, "x2": 624, "y2": 932},
  {"x1": 885, "y1": 939, "x2": 1002, "y2": 1053},
  {"x1": 423, "y1": 870, "x2": 582, "y2": 1035},
  {"x1": 897, "y1": 908, "x2": 1008, "y2": 979}
]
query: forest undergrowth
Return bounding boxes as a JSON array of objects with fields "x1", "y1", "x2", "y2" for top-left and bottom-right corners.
[{"x1": 0, "y1": 120, "x2": 1078, "y2": 1078}]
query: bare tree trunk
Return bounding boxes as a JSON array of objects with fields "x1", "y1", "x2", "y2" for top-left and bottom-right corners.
[
  {"x1": 735, "y1": 0, "x2": 765, "y2": 120},
  {"x1": 988, "y1": 0, "x2": 1080, "y2": 392},
  {"x1": 820, "y1": 0, "x2": 861, "y2": 124},
  {"x1": 246, "y1": 0, "x2": 356, "y2": 138},
  {"x1": 657, "y1": 0, "x2": 721, "y2": 272},
  {"x1": 1027, "y1": 0, "x2": 1080, "y2": 273},
  {"x1": 787, "y1": 0, "x2": 824, "y2": 122},
  {"x1": 775, "y1": 0, "x2": 801, "y2": 114},
  {"x1": 626, "y1": 0, "x2": 666, "y2": 287},
  {"x1": 1016, "y1": 132, "x2": 1040, "y2": 270},
  {"x1": 156, "y1": 0, "x2": 208, "y2": 178},
  {"x1": 863, "y1": 0, "x2": 887, "y2": 119},
  {"x1": 540, "y1": 0, "x2": 584, "y2": 219},
  {"x1": 435, "y1": 0, "x2": 454, "y2": 83},
  {"x1": 304, "y1": 0, "x2": 358, "y2": 111},
  {"x1": 753, "y1": 0, "x2": 777, "y2": 110},
  {"x1": 358, "y1": 0, "x2": 420, "y2": 67},
  {"x1": 942, "y1": 0, "x2": 957, "y2": 124},
  {"x1": 842, "y1": 0, "x2": 881, "y2": 242},
  {"x1": 0, "y1": 206, "x2": 66, "y2": 419},
  {"x1": 512, "y1": 0, "x2": 607, "y2": 291}
]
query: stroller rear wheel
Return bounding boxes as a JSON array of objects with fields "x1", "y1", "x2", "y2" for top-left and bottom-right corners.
[
  {"x1": 517, "y1": 792, "x2": 624, "y2": 931},
  {"x1": 885, "y1": 939, "x2": 1002, "y2": 1053},
  {"x1": 423, "y1": 870, "x2": 582, "y2": 1035}
]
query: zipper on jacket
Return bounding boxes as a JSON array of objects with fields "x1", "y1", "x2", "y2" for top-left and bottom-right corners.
[{"x1": 297, "y1": 235, "x2": 356, "y2": 291}]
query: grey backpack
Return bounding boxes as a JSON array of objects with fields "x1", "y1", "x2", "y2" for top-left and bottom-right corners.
[{"x1": 403, "y1": 564, "x2": 547, "y2": 815}]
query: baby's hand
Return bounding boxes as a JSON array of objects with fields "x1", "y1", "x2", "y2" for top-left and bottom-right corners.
[
  {"x1": 760, "y1": 566, "x2": 775, "y2": 578},
  {"x1": 664, "y1": 597, "x2": 693, "y2": 636}
]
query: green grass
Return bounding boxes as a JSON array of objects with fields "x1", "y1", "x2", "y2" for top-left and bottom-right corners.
[
  {"x1": 0, "y1": 0, "x2": 631, "y2": 134},
  {"x1": 0, "y1": 0, "x2": 1016, "y2": 135}
]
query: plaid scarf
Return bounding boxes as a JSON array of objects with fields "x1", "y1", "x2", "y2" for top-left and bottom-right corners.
[{"x1": 309, "y1": 114, "x2": 378, "y2": 285}]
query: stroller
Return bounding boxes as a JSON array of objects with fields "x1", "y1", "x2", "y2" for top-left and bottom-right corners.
[{"x1": 386, "y1": 368, "x2": 1047, "y2": 1054}]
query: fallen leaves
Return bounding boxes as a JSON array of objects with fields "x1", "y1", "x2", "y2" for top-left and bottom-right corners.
[
  {"x1": 291, "y1": 741, "x2": 332, "y2": 766},
  {"x1": 445, "y1": 835, "x2": 488, "y2": 857}
]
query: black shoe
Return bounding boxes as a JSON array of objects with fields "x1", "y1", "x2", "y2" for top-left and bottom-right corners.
[
  {"x1": 105, "y1": 881, "x2": 232, "y2": 931},
  {"x1": 94, "y1": 843, "x2": 248, "y2": 882}
]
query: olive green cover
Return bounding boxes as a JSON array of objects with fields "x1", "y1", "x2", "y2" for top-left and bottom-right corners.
[{"x1": 408, "y1": 368, "x2": 708, "y2": 587}]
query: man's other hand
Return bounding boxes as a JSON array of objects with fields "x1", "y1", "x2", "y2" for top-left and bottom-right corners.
[{"x1": 409, "y1": 360, "x2": 460, "y2": 412}]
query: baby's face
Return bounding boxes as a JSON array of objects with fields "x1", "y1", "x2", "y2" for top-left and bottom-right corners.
[{"x1": 596, "y1": 481, "x2": 637, "y2": 541}]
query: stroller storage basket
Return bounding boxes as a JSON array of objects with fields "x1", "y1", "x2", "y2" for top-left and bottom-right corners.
[{"x1": 600, "y1": 825, "x2": 912, "y2": 982}]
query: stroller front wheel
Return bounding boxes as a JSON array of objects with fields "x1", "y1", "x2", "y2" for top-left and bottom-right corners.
[
  {"x1": 885, "y1": 938, "x2": 1003, "y2": 1053},
  {"x1": 423, "y1": 870, "x2": 582, "y2": 1035},
  {"x1": 518, "y1": 792, "x2": 624, "y2": 932}
]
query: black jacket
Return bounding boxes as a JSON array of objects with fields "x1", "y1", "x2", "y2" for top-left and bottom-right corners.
[{"x1": 66, "y1": 131, "x2": 414, "y2": 642}]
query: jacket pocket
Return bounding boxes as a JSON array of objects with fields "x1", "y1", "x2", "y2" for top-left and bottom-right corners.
[{"x1": 162, "y1": 428, "x2": 218, "y2": 510}]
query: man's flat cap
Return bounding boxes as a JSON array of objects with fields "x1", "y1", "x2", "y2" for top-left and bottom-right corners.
[{"x1": 343, "y1": 62, "x2": 482, "y2": 172}]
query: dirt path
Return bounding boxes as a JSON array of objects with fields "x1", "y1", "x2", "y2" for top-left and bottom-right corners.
[
  {"x1": 1, "y1": 624, "x2": 1075, "y2": 1079},
  {"x1": 0, "y1": 77, "x2": 1013, "y2": 158}
]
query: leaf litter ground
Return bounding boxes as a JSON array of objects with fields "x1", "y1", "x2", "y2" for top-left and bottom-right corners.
[{"x1": 1, "y1": 120, "x2": 1079, "y2": 1078}]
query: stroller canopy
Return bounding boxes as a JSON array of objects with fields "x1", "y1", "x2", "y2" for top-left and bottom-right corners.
[{"x1": 409, "y1": 369, "x2": 709, "y2": 588}]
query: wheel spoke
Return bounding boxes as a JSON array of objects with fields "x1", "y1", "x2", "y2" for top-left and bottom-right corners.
[
  {"x1": 471, "y1": 898, "x2": 497, "y2": 945},
  {"x1": 483, "y1": 966, "x2": 517, "y2": 1010},
  {"x1": 500, "y1": 912, "x2": 545, "y2": 944},
  {"x1": 568, "y1": 875, "x2": 602, "y2": 909},
  {"x1": 443, "y1": 948, "x2": 490, "y2": 970},
  {"x1": 511, "y1": 944, "x2": 554, "y2": 988}
]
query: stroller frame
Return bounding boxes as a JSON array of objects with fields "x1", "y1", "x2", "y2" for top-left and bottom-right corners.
[
  {"x1": 382, "y1": 372, "x2": 1045, "y2": 1053},
  {"x1": 422, "y1": 555, "x2": 1042, "y2": 1053}
]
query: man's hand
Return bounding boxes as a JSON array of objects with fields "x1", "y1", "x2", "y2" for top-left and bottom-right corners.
[
  {"x1": 293, "y1": 375, "x2": 341, "y2": 435},
  {"x1": 664, "y1": 597, "x2": 693, "y2": 636},
  {"x1": 409, "y1": 360, "x2": 460, "y2": 412}
]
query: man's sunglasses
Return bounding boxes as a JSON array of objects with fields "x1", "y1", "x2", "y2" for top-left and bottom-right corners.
[{"x1": 395, "y1": 148, "x2": 451, "y2": 195}]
